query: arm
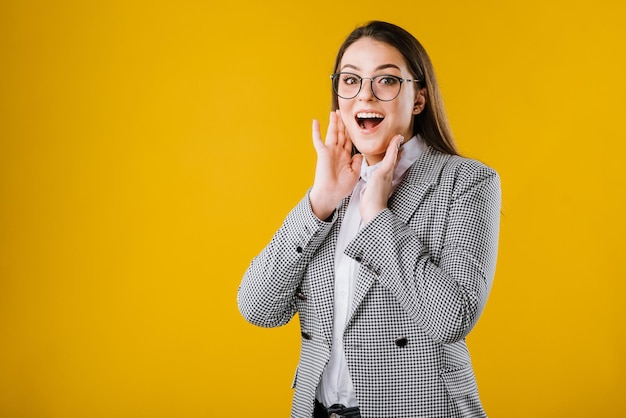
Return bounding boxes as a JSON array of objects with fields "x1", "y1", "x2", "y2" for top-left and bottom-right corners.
[
  {"x1": 237, "y1": 193, "x2": 336, "y2": 328},
  {"x1": 345, "y1": 162, "x2": 501, "y2": 343},
  {"x1": 238, "y1": 111, "x2": 361, "y2": 327}
]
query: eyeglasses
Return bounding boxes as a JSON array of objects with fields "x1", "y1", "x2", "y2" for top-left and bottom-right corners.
[{"x1": 330, "y1": 72, "x2": 421, "y2": 101}]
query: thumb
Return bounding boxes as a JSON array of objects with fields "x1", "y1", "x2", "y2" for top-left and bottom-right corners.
[{"x1": 380, "y1": 135, "x2": 403, "y2": 171}]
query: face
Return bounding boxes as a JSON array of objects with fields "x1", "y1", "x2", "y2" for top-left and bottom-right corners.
[{"x1": 337, "y1": 37, "x2": 426, "y2": 165}]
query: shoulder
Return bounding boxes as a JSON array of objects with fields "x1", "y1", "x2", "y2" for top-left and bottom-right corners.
[
  {"x1": 424, "y1": 147, "x2": 498, "y2": 179},
  {"x1": 428, "y1": 147, "x2": 496, "y2": 173},
  {"x1": 403, "y1": 146, "x2": 500, "y2": 191},
  {"x1": 414, "y1": 147, "x2": 500, "y2": 199}
]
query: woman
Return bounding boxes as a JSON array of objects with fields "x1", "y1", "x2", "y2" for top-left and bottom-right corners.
[{"x1": 238, "y1": 21, "x2": 501, "y2": 418}]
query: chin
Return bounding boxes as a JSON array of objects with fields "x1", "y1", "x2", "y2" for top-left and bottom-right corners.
[
  {"x1": 352, "y1": 135, "x2": 388, "y2": 152},
  {"x1": 353, "y1": 144, "x2": 387, "y2": 164}
]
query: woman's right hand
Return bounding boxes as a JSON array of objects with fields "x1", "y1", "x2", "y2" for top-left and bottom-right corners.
[{"x1": 309, "y1": 110, "x2": 363, "y2": 220}]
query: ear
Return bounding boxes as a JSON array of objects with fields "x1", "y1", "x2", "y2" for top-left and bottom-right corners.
[{"x1": 412, "y1": 87, "x2": 428, "y2": 115}]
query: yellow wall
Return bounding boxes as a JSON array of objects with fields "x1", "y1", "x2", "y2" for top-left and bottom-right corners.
[{"x1": 1, "y1": 0, "x2": 624, "y2": 416}]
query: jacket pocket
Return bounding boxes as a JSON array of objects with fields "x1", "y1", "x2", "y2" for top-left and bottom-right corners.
[{"x1": 439, "y1": 366, "x2": 478, "y2": 398}]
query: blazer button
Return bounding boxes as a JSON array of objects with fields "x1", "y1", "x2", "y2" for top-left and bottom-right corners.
[
  {"x1": 355, "y1": 256, "x2": 362, "y2": 262},
  {"x1": 301, "y1": 331, "x2": 312, "y2": 340},
  {"x1": 395, "y1": 336, "x2": 408, "y2": 347},
  {"x1": 296, "y1": 246, "x2": 303, "y2": 253},
  {"x1": 296, "y1": 291, "x2": 307, "y2": 300}
]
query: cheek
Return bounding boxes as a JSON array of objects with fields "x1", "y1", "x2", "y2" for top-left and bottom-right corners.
[
  {"x1": 340, "y1": 109, "x2": 350, "y2": 122},
  {"x1": 338, "y1": 107, "x2": 352, "y2": 126},
  {"x1": 401, "y1": 93, "x2": 417, "y2": 114},
  {"x1": 395, "y1": 98, "x2": 417, "y2": 127},
  {"x1": 341, "y1": 112, "x2": 362, "y2": 139}
]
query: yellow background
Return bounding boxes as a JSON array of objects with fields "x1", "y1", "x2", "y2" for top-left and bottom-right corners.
[{"x1": 1, "y1": 0, "x2": 624, "y2": 417}]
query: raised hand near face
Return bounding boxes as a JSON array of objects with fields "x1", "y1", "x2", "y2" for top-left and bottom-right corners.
[
  {"x1": 359, "y1": 135, "x2": 403, "y2": 223},
  {"x1": 309, "y1": 110, "x2": 364, "y2": 220}
]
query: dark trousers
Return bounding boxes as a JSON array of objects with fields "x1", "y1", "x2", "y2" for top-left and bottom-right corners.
[{"x1": 314, "y1": 400, "x2": 361, "y2": 418}]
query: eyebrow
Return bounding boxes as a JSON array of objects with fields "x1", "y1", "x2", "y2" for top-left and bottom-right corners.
[{"x1": 340, "y1": 63, "x2": 402, "y2": 72}]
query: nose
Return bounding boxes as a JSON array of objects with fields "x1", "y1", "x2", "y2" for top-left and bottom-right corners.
[{"x1": 357, "y1": 78, "x2": 376, "y2": 101}]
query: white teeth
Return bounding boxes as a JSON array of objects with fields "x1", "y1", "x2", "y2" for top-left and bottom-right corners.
[{"x1": 356, "y1": 112, "x2": 384, "y2": 119}]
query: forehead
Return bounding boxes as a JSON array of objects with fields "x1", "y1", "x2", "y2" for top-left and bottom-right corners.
[{"x1": 340, "y1": 37, "x2": 408, "y2": 72}]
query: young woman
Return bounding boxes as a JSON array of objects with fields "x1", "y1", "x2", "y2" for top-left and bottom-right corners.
[{"x1": 238, "y1": 21, "x2": 501, "y2": 418}]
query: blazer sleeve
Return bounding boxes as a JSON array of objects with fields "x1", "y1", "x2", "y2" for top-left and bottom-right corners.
[
  {"x1": 344, "y1": 160, "x2": 501, "y2": 344},
  {"x1": 237, "y1": 192, "x2": 336, "y2": 328}
]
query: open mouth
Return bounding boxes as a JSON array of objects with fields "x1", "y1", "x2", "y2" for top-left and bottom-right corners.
[{"x1": 356, "y1": 112, "x2": 384, "y2": 130}]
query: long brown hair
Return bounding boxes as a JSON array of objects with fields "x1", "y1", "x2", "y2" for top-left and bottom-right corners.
[{"x1": 332, "y1": 21, "x2": 458, "y2": 155}]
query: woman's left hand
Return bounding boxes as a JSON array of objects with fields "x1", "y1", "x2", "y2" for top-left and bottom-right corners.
[{"x1": 360, "y1": 135, "x2": 403, "y2": 223}]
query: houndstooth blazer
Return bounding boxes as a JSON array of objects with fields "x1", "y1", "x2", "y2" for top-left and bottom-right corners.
[{"x1": 238, "y1": 146, "x2": 501, "y2": 418}]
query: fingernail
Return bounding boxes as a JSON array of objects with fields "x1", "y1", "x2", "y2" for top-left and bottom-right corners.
[{"x1": 397, "y1": 136, "x2": 404, "y2": 149}]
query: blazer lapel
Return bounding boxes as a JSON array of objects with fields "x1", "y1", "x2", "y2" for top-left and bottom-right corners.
[
  {"x1": 388, "y1": 146, "x2": 450, "y2": 222},
  {"x1": 348, "y1": 147, "x2": 451, "y2": 322}
]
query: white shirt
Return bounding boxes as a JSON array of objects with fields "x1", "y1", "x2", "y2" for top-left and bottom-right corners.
[{"x1": 316, "y1": 136, "x2": 426, "y2": 407}]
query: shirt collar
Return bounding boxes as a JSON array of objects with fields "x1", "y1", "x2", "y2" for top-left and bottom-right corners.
[{"x1": 359, "y1": 135, "x2": 425, "y2": 187}]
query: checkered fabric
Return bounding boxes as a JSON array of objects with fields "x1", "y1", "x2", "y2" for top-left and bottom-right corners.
[{"x1": 238, "y1": 146, "x2": 501, "y2": 418}]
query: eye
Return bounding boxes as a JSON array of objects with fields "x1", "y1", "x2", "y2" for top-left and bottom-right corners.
[
  {"x1": 342, "y1": 74, "x2": 360, "y2": 85},
  {"x1": 377, "y1": 75, "x2": 400, "y2": 86}
]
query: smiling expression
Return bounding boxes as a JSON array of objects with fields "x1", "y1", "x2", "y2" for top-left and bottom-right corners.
[{"x1": 337, "y1": 37, "x2": 426, "y2": 165}]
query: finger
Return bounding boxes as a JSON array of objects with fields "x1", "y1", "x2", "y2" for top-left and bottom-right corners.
[
  {"x1": 344, "y1": 133, "x2": 355, "y2": 155},
  {"x1": 325, "y1": 111, "x2": 337, "y2": 146},
  {"x1": 335, "y1": 109, "x2": 346, "y2": 148},
  {"x1": 338, "y1": 111, "x2": 354, "y2": 153},
  {"x1": 351, "y1": 153, "x2": 363, "y2": 176},
  {"x1": 380, "y1": 135, "x2": 403, "y2": 172},
  {"x1": 312, "y1": 119, "x2": 323, "y2": 151}
]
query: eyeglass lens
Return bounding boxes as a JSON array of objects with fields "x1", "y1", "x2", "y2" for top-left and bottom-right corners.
[{"x1": 332, "y1": 73, "x2": 402, "y2": 101}]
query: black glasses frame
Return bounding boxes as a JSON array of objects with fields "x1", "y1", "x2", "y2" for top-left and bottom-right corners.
[{"x1": 330, "y1": 72, "x2": 421, "y2": 101}]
